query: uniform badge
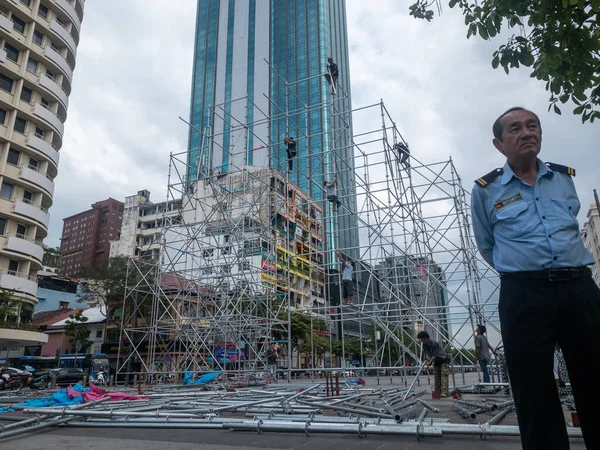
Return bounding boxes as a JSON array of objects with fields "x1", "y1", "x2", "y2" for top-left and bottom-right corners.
[{"x1": 494, "y1": 193, "x2": 523, "y2": 210}]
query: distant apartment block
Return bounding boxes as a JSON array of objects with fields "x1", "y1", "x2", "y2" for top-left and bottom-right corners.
[
  {"x1": 58, "y1": 198, "x2": 123, "y2": 277},
  {"x1": 582, "y1": 203, "x2": 600, "y2": 286},
  {"x1": 109, "y1": 190, "x2": 182, "y2": 260}
]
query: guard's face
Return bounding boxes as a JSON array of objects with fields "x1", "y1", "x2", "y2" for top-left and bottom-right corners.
[{"x1": 493, "y1": 110, "x2": 542, "y2": 162}]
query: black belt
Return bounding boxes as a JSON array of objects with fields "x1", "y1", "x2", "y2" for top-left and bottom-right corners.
[{"x1": 500, "y1": 266, "x2": 591, "y2": 282}]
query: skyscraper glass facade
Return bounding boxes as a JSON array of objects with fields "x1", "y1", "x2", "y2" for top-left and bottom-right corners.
[{"x1": 187, "y1": 0, "x2": 358, "y2": 255}]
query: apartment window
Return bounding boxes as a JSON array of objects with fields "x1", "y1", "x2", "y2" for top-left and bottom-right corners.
[
  {"x1": 29, "y1": 157, "x2": 38, "y2": 169},
  {"x1": 34, "y1": 126, "x2": 45, "y2": 139},
  {"x1": 20, "y1": 86, "x2": 32, "y2": 103},
  {"x1": 0, "y1": 73, "x2": 13, "y2": 93},
  {"x1": 0, "y1": 182, "x2": 13, "y2": 200},
  {"x1": 4, "y1": 43, "x2": 19, "y2": 63},
  {"x1": 41, "y1": 97, "x2": 49, "y2": 108},
  {"x1": 96, "y1": 329, "x2": 103, "y2": 339},
  {"x1": 26, "y1": 58, "x2": 38, "y2": 74},
  {"x1": 23, "y1": 190, "x2": 32, "y2": 202},
  {"x1": 0, "y1": 108, "x2": 6, "y2": 125},
  {"x1": 13, "y1": 116, "x2": 26, "y2": 134},
  {"x1": 8, "y1": 260, "x2": 19, "y2": 275},
  {"x1": 45, "y1": 69, "x2": 54, "y2": 80},
  {"x1": 16, "y1": 224, "x2": 26, "y2": 238},
  {"x1": 7, "y1": 149, "x2": 20, "y2": 166},
  {"x1": 0, "y1": 218, "x2": 6, "y2": 235},
  {"x1": 32, "y1": 30, "x2": 43, "y2": 46},
  {"x1": 12, "y1": 16, "x2": 26, "y2": 34},
  {"x1": 38, "y1": 3, "x2": 48, "y2": 19},
  {"x1": 20, "y1": 0, "x2": 31, "y2": 7}
]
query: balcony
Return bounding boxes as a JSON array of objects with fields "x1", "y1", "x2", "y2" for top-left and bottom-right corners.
[
  {"x1": 20, "y1": 164, "x2": 55, "y2": 196},
  {"x1": 5, "y1": 234, "x2": 44, "y2": 263},
  {"x1": 55, "y1": 0, "x2": 81, "y2": 33},
  {"x1": 26, "y1": 133, "x2": 60, "y2": 168},
  {"x1": 44, "y1": 46, "x2": 73, "y2": 82},
  {"x1": 33, "y1": 103, "x2": 64, "y2": 137},
  {"x1": 0, "y1": 12, "x2": 12, "y2": 34},
  {"x1": 13, "y1": 199, "x2": 50, "y2": 229},
  {"x1": 0, "y1": 48, "x2": 6, "y2": 64},
  {"x1": 50, "y1": 19, "x2": 77, "y2": 56},
  {"x1": 0, "y1": 271, "x2": 38, "y2": 298},
  {"x1": 39, "y1": 73, "x2": 68, "y2": 110}
]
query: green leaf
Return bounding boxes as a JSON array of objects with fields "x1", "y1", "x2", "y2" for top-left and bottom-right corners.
[
  {"x1": 562, "y1": 0, "x2": 569, "y2": 6},
  {"x1": 592, "y1": 0, "x2": 600, "y2": 11},
  {"x1": 478, "y1": 23, "x2": 489, "y2": 40},
  {"x1": 550, "y1": 80, "x2": 561, "y2": 95},
  {"x1": 492, "y1": 56, "x2": 500, "y2": 69},
  {"x1": 449, "y1": 0, "x2": 459, "y2": 7},
  {"x1": 520, "y1": 51, "x2": 535, "y2": 67},
  {"x1": 569, "y1": 0, "x2": 579, "y2": 5},
  {"x1": 553, "y1": 104, "x2": 562, "y2": 115},
  {"x1": 559, "y1": 94, "x2": 570, "y2": 103},
  {"x1": 573, "y1": 105, "x2": 585, "y2": 114},
  {"x1": 573, "y1": 92, "x2": 588, "y2": 102}
]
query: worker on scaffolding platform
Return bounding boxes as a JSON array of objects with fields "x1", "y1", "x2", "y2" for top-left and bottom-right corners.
[
  {"x1": 417, "y1": 331, "x2": 449, "y2": 398},
  {"x1": 394, "y1": 142, "x2": 410, "y2": 169},
  {"x1": 337, "y1": 252, "x2": 355, "y2": 306},
  {"x1": 324, "y1": 57, "x2": 338, "y2": 95},
  {"x1": 324, "y1": 176, "x2": 341, "y2": 212},
  {"x1": 284, "y1": 134, "x2": 297, "y2": 174}
]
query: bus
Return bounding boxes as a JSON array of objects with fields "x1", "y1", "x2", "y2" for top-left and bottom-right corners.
[{"x1": 19, "y1": 353, "x2": 110, "y2": 376}]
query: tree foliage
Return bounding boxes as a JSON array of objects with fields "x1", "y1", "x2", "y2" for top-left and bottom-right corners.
[
  {"x1": 410, "y1": 0, "x2": 600, "y2": 122},
  {"x1": 78, "y1": 256, "x2": 131, "y2": 309},
  {"x1": 65, "y1": 310, "x2": 93, "y2": 354},
  {"x1": 0, "y1": 288, "x2": 38, "y2": 331}
]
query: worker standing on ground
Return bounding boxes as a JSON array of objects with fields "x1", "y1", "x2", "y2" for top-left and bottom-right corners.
[
  {"x1": 394, "y1": 142, "x2": 410, "y2": 168},
  {"x1": 471, "y1": 106, "x2": 600, "y2": 450},
  {"x1": 324, "y1": 176, "x2": 341, "y2": 212},
  {"x1": 337, "y1": 252, "x2": 355, "y2": 306},
  {"x1": 266, "y1": 343, "x2": 279, "y2": 383},
  {"x1": 417, "y1": 331, "x2": 449, "y2": 398},
  {"x1": 324, "y1": 57, "x2": 338, "y2": 94},
  {"x1": 474, "y1": 324, "x2": 494, "y2": 383},
  {"x1": 284, "y1": 134, "x2": 297, "y2": 174}
]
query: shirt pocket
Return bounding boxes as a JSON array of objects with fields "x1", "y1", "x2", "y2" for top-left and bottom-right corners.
[
  {"x1": 493, "y1": 201, "x2": 529, "y2": 238},
  {"x1": 550, "y1": 197, "x2": 579, "y2": 227}
]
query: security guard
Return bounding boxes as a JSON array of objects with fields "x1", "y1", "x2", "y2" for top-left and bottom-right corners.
[{"x1": 471, "y1": 107, "x2": 600, "y2": 450}]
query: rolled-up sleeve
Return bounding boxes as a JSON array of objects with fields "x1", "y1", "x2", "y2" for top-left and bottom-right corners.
[{"x1": 471, "y1": 185, "x2": 495, "y2": 267}]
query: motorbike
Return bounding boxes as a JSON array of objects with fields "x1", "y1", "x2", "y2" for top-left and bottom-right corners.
[{"x1": 0, "y1": 369, "x2": 33, "y2": 391}]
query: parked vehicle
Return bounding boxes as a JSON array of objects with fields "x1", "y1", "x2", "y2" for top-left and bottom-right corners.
[
  {"x1": 34, "y1": 368, "x2": 85, "y2": 388},
  {"x1": 0, "y1": 367, "x2": 33, "y2": 391}
]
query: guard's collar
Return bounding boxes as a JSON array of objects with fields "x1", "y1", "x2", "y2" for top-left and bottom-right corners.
[{"x1": 500, "y1": 158, "x2": 553, "y2": 185}]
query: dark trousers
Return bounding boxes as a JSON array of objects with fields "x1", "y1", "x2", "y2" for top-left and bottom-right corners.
[
  {"x1": 286, "y1": 149, "x2": 296, "y2": 172},
  {"x1": 327, "y1": 194, "x2": 341, "y2": 208},
  {"x1": 499, "y1": 272, "x2": 600, "y2": 450},
  {"x1": 479, "y1": 358, "x2": 490, "y2": 383}
]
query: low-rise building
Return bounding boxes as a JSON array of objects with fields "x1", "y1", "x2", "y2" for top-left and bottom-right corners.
[{"x1": 582, "y1": 202, "x2": 600, "y2": 286}]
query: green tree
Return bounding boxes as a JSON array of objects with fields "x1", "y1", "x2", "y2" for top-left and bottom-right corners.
[
  {"x1": 78, "y1": 256, "x2": 131, "y2": 308},
  {"x1": 409, "y1": 0, "x2": 600, "y2": 122},
  {"x1": 0, "y1": 288, "x2": 38, "y2": 331},
  {"x1": 64, "y1": 311, "x2": 93, "y2": 356}
]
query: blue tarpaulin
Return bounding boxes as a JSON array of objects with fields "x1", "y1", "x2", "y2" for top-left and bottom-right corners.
[
  {"x1": 14, "y1": 383, "x2": 88, "y2": 408},
  {"x1": 184, "y1": 371, "x2": 221, "y2": 385}
]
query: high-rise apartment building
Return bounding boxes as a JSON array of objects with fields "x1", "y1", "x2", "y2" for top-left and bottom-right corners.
[
  {"x1": 110, "y1": 190, "x2": 182, "y2": 261},
  {"x1": 187, "y1": 0, "x2": 358, "y2": 256},
  {"x1": 58, "y1": 198, "x2": 124, "y2": 277},
  {"x1": 582, "y1": 203, "x2": 600, "y2": 286},
  {"x1": 0, "y1": 0, "x2": 84, "y2": 316}
]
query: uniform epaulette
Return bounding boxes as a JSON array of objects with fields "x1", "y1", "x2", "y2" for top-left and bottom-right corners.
[
  {"x1": 545, "y1": 162, "x2": 575, "y2": 176},
  {"x1": 475, "y1": 168, "x2": 503, "y2": 187}
]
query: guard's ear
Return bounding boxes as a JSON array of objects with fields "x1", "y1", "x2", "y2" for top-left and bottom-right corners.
[{"x1": 493, "y1": 138, "x2": 504, "y2": 154}]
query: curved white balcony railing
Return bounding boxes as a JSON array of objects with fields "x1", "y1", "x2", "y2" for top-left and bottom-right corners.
[
  {"x1": 44, "y1": 45, "x2": 73, "y2": 82},
  {"x1": 33, "y1": 103, "x2": 64, "y2": 137},
  {"x1": 26, "y1": 133, "x2": 60, "y2": 168},
  {"x1": 20, "y1": 164, "x2": 55, "y2": 196},
  {"x1": 13, "y1": 199, "x2": 50, "y2": 229},
  {"x1": 39, "y1": 73, "x2": 69, "y2": 111},
  {"x1": 55, "y1": 0, "x2": 82, "y2": 33},
  {"x1": 50, "y1": 19, "x2": 77, "y2": 57},
  {"x1": 5, "y1": 234, "x2": 44, "y2": 263},
  {"x1": 0, "y1": 270, "x2": 38, "y2": 298},
  {"x1": 0, "y1": 12, "x2": 12, "y2": 34}
]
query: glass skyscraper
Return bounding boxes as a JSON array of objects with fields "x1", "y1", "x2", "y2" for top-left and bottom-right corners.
[{"x1": 187, "y1": 0, "x2": 358, "y2": 255}]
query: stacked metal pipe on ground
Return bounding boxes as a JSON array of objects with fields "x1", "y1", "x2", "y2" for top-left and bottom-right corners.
[{"x1": 0, "y1": 383, "x2": 583, "y2": 442}]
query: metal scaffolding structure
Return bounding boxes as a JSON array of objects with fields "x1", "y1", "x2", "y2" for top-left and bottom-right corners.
[{"x1": 116, "y1": 68, "x2": 502, "y2": 382}]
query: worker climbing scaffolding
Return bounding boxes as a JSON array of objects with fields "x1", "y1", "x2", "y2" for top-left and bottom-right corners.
[
  {"x1": 394, "y1": 142, "x2": 410, "y2": 169},
  {"x1": 324, "y1": 57, "x2": 338, "y2": 95},
  {"x1": 324, "y1": 176, "x2": 341, "y2": 212},
  {"x1": 283, "y1": 133, "x2": 297, "y2": 174}
]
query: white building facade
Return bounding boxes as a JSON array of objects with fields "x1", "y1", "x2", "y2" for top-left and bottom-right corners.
[{"x1": 582, "y1": 203, "x2": 600, "y2": 286}]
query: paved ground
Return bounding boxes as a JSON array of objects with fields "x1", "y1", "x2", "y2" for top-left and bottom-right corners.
[{"x1": 0, "y1": 373, "x2": 587, "y2": 449}]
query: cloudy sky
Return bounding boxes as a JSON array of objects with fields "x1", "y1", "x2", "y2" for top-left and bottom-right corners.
[{"x1": 50, "y1": 0, "x2": 599, "y2": 251}]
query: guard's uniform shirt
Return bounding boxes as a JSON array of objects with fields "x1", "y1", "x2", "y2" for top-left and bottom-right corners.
[{"x1": 471, "y1": 158, "x2": 594, "y2": 272}]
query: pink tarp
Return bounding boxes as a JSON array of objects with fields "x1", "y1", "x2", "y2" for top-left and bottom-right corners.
[{"x1": 67, "y1": 384, "x2": 148, "y2": 403}]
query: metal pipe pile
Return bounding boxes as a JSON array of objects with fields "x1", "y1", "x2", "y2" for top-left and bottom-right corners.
[{"x1": 0, "y1": 382, "x2": 584, "y2": 443}]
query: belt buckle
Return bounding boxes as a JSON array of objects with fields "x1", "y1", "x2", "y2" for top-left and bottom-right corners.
[{"x1": 548, "y1": 269, "x2": 573, "y2": 282}]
